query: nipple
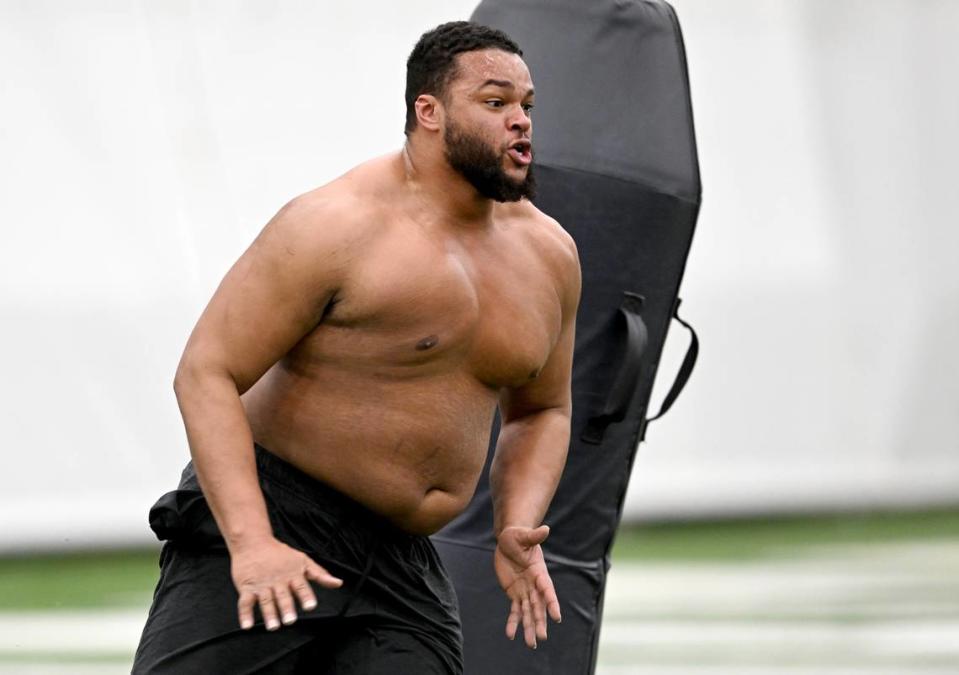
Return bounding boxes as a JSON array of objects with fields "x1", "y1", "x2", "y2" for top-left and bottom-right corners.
[{"x1": 415, "y1": 335, "x2": 440, "y2": 351}]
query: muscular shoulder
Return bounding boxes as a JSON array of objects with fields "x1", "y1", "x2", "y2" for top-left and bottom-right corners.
[
  {"x1": 250, "y1": 153, "x2": 408, "y2": 292},
  {"x1": 266, "y1": 185, "x2": 366, "y2": 245},
  {"x1": 256, "y1": 178, "x2": 383, "y2": 274}
]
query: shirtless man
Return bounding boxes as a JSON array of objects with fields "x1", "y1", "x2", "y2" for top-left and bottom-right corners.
[{"x1": 133, "y1": 21, "x2": 580, "y2": 674}]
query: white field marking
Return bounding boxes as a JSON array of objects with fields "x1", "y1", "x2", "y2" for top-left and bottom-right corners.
[
  {"x1": 0, "y1": 609, "x2": 144, "y2": 653},
  {"x1": 598, "y1": 619, "x2": 959, "y2": 659},
  {"x1": 594, "y1": 540, "x2": 959, "y2": 672},
  {"x1": 0, "y1": 666, "x2": 131, "y2": 675},
  {"x1": 596, "y1": 667, "x2": 959, "y2": 675},
  {"x1": 602, "y1": 540, "x2": 959, "y2": 621}
]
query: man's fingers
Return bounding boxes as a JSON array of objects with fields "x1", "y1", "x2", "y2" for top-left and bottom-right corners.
[
  {"x1": 547, "y1": 597, "x2": 562, "y2": 624},
  {"x1": 237, "y1": 590, "x2": 256, "y2": 630},
  {"x1": 535, "y1": 574, "x2": 562, "y2": 623},
  {"x1": 521, "y1": 597, "x2": 536, "y2": 649},
  {"x1": 306, "y1": 561, "x2": 343, "y2": 589},
  {"x1": 291, "y1": 577, "x2": 318, "y2": 612},
  {"x1": 257, "y1": 589, "x2": 281, "y2": 631},
  {"x1": 530, "y1": 590, "x2": 547, "y2": 641},
  {"x1": 505, "y1": 598, "x2": 521, "y2": 640},
  {"x1": 273, "y1": 585, "x2": 297, "y2": 626}
]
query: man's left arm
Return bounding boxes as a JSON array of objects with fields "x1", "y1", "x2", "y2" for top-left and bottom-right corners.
[{"x1": 490, "y1": 231, "x2": 581, "y2": 649}]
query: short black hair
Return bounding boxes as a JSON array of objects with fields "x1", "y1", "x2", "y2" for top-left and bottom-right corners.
[{"x1": 405, "y1": 21, "x2": 522, "y2": 136}]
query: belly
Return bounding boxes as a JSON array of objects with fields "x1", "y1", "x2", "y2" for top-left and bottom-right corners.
[{"x1": 241, "y1": 363, "x2": 498, "y2": 535}]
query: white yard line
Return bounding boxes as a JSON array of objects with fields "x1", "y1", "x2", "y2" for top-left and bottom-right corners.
[
  {"x1": 599, "y1": 619, "x2": 959, "y2": 658},
  {"x1": 596, "y1": 667, "x2": 959, "y2": 675},
  {"x1": 0, "y1": 667, "x2": 132, "y2": 675},
  {"x1": 603, "y1": 541, "x2": 959, "y2": 620},
  {"x1": 0, "y1": 609, "x2": 144, "y2": 654}
]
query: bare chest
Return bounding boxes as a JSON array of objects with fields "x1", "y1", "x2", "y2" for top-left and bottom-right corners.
[{"x1": 295, "y1": 230, "x2": 562, "y2": 388}]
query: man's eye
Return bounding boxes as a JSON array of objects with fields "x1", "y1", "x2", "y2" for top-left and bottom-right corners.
[
  {"x1": 522, "y1": 103, "x2": 535, "y2": 113},
  {"x1": 486, "y1": 100, "x2": 504, "y2": 108}
]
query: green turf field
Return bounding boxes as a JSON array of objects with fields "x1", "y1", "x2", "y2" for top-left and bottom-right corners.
[
  {"x1": 2, "y1": 510, "x2": 958, "y2": 674},
  {"x1": 609, "y1": 507, "x2": 959, "y2": 561},
  {"x1": 0, "y1": 550, "x2": 159, "y2": 611},
  {"x1": 2, "y1": 508, "x2": 957, "y2": 611}
]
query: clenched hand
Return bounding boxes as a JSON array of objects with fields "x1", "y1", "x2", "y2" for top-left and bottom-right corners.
[
  {"x1": 231, "y1": 537, "x2": 343, "y2": 631},
  {"x1": 494, "y1": 525, "x2": 562, "y2": 649}
]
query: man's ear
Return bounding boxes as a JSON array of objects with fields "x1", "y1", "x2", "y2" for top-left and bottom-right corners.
[{"x1": 414, "y1": 94, "x2": 444, "y2": 132}]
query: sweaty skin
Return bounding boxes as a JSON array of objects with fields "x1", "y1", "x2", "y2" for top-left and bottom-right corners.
[{"x1": 172, "y1": 48, "x2": 580, "y2": 649}]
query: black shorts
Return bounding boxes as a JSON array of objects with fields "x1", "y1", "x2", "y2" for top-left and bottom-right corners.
[{"x1": 133, "y1": 444, "x2": 463, "y2": 674}]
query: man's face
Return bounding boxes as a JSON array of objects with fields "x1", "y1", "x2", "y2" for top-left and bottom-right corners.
[{"x1": 441, "y1": 49, "x2": 536, "y2": 203}]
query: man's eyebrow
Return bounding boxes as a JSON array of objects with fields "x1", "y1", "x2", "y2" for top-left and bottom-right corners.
[{"x1": 478, "y1": 79, "x2": 535, "y2": 96}]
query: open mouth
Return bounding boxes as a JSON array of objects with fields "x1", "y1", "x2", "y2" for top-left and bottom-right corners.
[{"x1": 507, "y1": 141, "x2": 532, "y2": 166}]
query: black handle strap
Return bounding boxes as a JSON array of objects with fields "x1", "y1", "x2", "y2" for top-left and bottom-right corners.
[
  {"x1": 581, "y1": 292, "x2": 649, "y2": 445},
  {"x1": 646, "y1": 298, "x2": 699, "y2": 425}
]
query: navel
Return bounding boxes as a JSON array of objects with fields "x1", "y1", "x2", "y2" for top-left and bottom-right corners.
[{"x1": 415, "y1": 335, "x2": 440, "y2": 351}]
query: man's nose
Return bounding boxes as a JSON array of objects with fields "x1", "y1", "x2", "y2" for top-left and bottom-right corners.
[{"x1": 508, "y1": 108, "x2": 532, "y2": 134}]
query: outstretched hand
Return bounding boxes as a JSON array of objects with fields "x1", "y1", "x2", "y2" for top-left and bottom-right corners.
[
  {"x1": 494, "y1": 525, "x2": 562, "y2": 649},
  {"x1": 231, "y1": 537, "x2": 343, "y2": 631}
]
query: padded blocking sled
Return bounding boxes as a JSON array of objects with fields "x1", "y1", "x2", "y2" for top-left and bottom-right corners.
[{"x1": 431, "y1": 1, "x2": 702, "y2": 673}]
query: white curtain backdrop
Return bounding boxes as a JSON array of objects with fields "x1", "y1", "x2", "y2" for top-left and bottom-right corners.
[
  {"x1": 635, "y1": 0, "x2": 959, "y2": 518},
  {"x1": 1, "y1": 0, "x2": 957, "y2": 551}
]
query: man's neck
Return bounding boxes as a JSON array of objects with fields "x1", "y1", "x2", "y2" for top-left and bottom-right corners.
[{"x1": 401, "y1": 139, "x2": 495, "y2": 228}]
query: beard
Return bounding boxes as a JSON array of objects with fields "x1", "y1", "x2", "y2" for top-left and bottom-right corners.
[{"x1": 443, "y1": 117, "x2": 536, "y2": 203}]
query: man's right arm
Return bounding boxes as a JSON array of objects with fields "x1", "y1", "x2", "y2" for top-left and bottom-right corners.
[{"x1": 172, "y1": 190, "x2": 363, "y2": 631}]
